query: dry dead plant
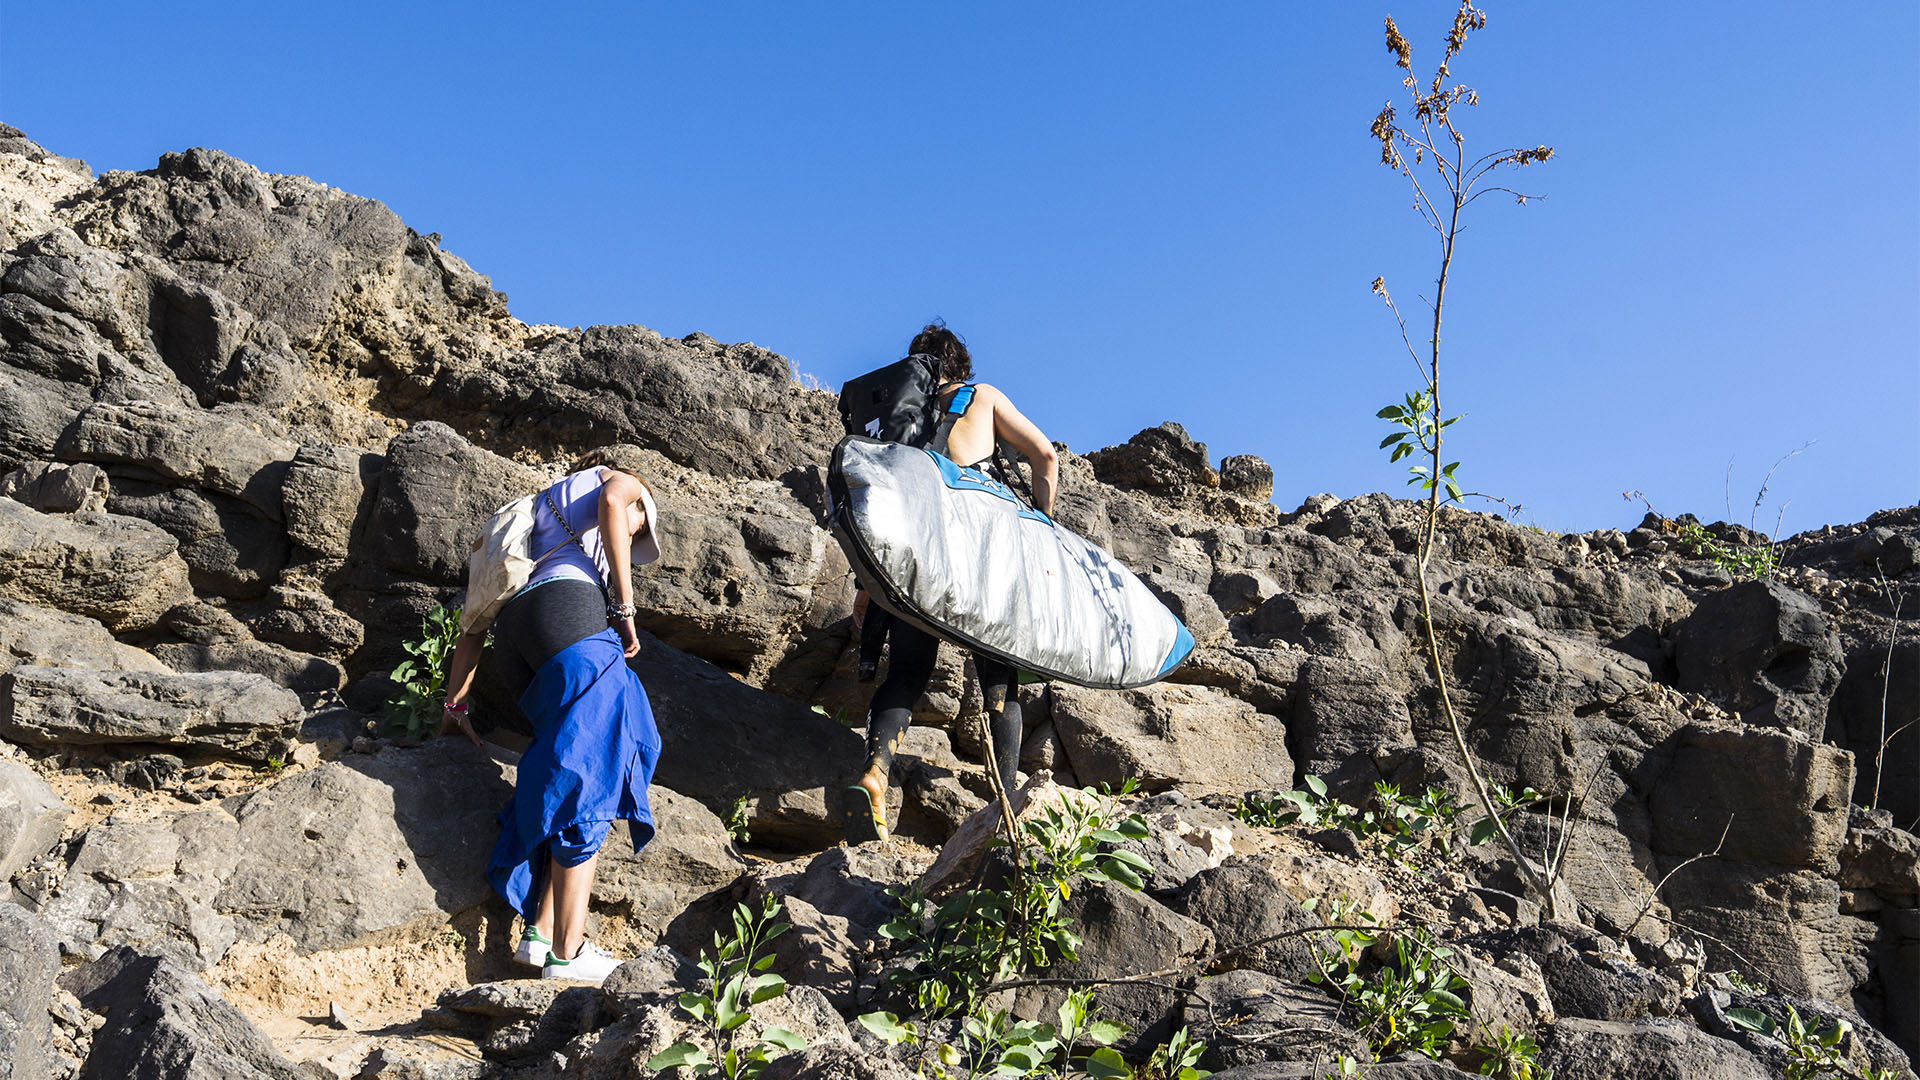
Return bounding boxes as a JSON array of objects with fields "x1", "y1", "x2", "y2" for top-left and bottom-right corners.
[{"x1": 1369, "y1": 1, "x2": 1564, "y2": 914}]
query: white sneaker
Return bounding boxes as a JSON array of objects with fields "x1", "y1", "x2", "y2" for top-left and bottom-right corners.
[
  {"x1": 513, "y1": 927, "x2": 552, "y2": 967},
  {"x1": 541, "y1": 940, "x2": 622, "y2": 983}
]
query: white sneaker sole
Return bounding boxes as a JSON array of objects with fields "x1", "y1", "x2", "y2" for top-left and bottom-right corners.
[
  {"x1": 513, "y1": 940, "x2": 550, "y2": 967},
  {"x1": 541, "y1": 954, "x2": 622, "y2": 984}
]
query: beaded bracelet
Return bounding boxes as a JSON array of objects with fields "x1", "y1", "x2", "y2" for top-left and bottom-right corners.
[{"x1": 607, "y1": 601, "x2": 637, "y2": 620}]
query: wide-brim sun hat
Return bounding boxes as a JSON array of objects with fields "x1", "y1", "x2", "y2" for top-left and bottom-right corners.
[{"x1": 633, "y1": 481, "x2": 662, "y2": 566}]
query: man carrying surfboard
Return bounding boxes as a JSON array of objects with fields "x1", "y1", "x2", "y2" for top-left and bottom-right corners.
[{"x1": 844, "y1": 322, "x2": 1059, "y2": 844}]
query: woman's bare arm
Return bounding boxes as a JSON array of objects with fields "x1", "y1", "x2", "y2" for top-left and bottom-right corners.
[
  {"x1": 439, "y1": 631, "x2": 487, "y2": 747},
  {"x1": 597, "y1": 469, "x2": 648, "y2": 657},
  {"x1": 983, "y1": 387, "x2": 1060, "y2": 515}
]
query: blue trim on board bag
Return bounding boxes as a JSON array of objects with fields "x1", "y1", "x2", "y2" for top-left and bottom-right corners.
[
  {"x1": 922, "y1": 449, "x2": 1053, "y2": 523},
  {"x1": 1155, "y1": 621, "x2": 1196, "y2": 677}
]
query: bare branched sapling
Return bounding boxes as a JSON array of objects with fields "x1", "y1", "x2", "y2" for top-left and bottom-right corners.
[{"x1": 1370, "y1": 2, "x2": 1563, "y2": 911}]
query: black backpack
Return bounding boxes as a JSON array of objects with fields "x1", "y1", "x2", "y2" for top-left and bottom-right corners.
[{"x1": 838, "y1": 354, "x2": 951, "y2": 449}]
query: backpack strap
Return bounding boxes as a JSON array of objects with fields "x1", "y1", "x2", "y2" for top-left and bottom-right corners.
[
  {"x1": 927, "y1": 382, "x2": 976, "y2": 457},
  {"x1": 540, "y1": 486, "x2": 595, "y2": 564}
]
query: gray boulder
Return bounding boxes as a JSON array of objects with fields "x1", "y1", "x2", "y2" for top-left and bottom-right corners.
[
  {"x1": 1, "y1": 460, "x2": 108, "y2": 512},
  {"x1": 0, "y1": 599, "x2": 168, "y2": 676},
  {"x1": 1010, "y1": 882, "x2": 1214, "y2": 1053},
  {"x1": 1087, "y1": 422, "x2": 1220, "y2": 498},
  {"x1": 1166, "y1": 858, "x2": 1318, "y2": 982},
  {"x1": 1290, "y1": 655, "x2": 1415, "y2": 789},
  {"x1": 0, "y1": 902, "x2": 59, "y2": 1080},
  {"x1": 1, "y1": 666, "x2": 302, "y2": 756},
  {"x1": 1184, "y1": 969, "x2": 1365, "y2": 1071},
  {"x1": 0, "y1": 759, "x2": 70, "y2": 881},
  {"x1": 40, "y1": 738, "x2": 512, "y2": 967},
  {"x1": 372, "y1": 421, "x2": 541, "y2": 585},
  {"x1": 629, "y1": 627, "x2": 866, "y2": 848},
  {"x1": 0, "y1": 365, "x2": 91, "y2": 473},
  {"x1": 1538, "y1": 1017, "x2": 1770, "y2": 1080},
  {"x1": 1464, "y1": 925, "x2": 1678, "y2": 1022},
  {"x1": 591, "y1": 785, "x2": 749, "y2": 943},
  {"x1": 434, "y1": 324, "x2": 841, "y2": 484},
  {"x1": 105, "y1": 480, "x2": 289, "y2": 599},
  {"x1": 61, "y1": 946, "x2": 303, "y2": 1080},
  {"x1": 280, "y1": 442, "x2": 380, "y2": 558},
  {"x1": 1673, "y1": 580, "x2": 1845, "y2": 737},
  {"x1": 1646, "y1": 722, "x2": 1853, "y2": 871},
  {"x1": 57, "y1": 399, "x2": 297, "y2": 520},
  {"x1": 149, "y1": 639, "x2": 345, "y2": 694},
  {"x1": 0, "y1": 501, "x2": 191, "y2": 631},
  {"x1": 1050, "y1": 682, "x2": 1293, "y2": 796}
]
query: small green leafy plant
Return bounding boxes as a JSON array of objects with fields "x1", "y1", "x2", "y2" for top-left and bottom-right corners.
[
  {"x1": 878, "y1": 785, "x2": 1154, "y2": 1020},
  {"x1": 1474, "y1": 1024, "x2": 1550, "y2": 1079},
  {"x1": 1237, "y1": 776, "x2": 1496, "y2": 863},
  {"x1": 1306, "y1": 903, "x2": 1468, "y2": 1062},
  {"x1": 1675, "y1": 521, "x2": 1776, "y2": 581},
  {"x1": 726, "y1": 795, "x2": 753, "y2": 847},
  {"x1": 647, "y1": 895, "x2": 808, "y2": 1079},
  {"x1": 1466, "y1": 784, "x2": 1547, "y2": 848},
  {"x1": 860, "y1": 989, "x2": 1134, "y2": 1080},
  {"x1": 1726, "y1": 1003, "x2": 1894, "y2": 1080},
  {"x1": 1136, "y1": 1025, "x2": 1210, "y2": 1080},
  {"x1": 385, "y1": 603, "x2": 462, "y2": 735}
]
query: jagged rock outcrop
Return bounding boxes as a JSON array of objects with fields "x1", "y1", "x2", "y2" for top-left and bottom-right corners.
[{"x1": 1, "y1": 128, "x2": 1914, "y2": 1079}]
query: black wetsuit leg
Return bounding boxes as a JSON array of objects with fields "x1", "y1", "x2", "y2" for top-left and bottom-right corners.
[
  {"x1": 865, "y1": 620, "x2": 940, "y2": 777},
  {"x1": 973, "y1": 653, "x2": 1022, "y2": 796},
  {"x1": 857, "y1": 608, "x2": 893, "y2": 679}
]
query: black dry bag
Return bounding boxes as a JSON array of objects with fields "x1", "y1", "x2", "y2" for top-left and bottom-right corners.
[{"x1": 838, "y1": 354, "x2": 943, "y2": 447}]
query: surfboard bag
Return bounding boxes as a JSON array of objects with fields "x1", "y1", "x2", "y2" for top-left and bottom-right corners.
[{"x1": 829, "y1": 435, "x2": 1195, "y2": 690}]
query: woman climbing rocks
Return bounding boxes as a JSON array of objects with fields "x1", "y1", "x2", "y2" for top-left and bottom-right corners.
[
  {"x1": 440, "y1": 449, "x2": 663, "y2": 983},
  {"x1": 845, "y1": 321, "x2": 1060, "y2": 843}
]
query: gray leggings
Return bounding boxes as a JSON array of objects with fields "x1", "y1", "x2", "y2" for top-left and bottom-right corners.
[
  {"x1": 492, "y1": 578, "x2": 607, "y2": 705},
  {"x1": 867, "y1": 620, "x2": 1021, "y2": 795}
]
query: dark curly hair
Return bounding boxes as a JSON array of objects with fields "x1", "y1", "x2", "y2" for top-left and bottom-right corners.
[{"x1": 909, "y1": 320, "x2": 973, "y2": 383}]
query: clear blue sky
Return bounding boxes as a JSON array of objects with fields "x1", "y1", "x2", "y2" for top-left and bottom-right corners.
[{"x1": 5, "y1": 2, "x2": 1916, "y2": 534}]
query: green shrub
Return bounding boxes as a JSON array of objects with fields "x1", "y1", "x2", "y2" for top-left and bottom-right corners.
[
  {"x1": 647, "y1": 895, "x2": 808, "y2": 1079},
  {"x1": 385, "y1": 603, "x2": 461, "y2": 735}
]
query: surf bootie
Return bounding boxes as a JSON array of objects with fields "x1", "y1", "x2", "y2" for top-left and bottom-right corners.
[
  {"x1": 542, "y1": 940, "x2": 622, "y2": 984},
  {"x1": 513, "y1": 926, "x2": 552, "y2": 967},
  {"x1": 843, "y1": 784, "x2": 889, "y2": 845}
]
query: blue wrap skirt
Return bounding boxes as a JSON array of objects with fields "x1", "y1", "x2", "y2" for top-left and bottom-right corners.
[{"x1": 485, "y1": 628, "x2": 661, "y2": 919}]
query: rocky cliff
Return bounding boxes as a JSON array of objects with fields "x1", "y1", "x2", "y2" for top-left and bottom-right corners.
[{"x1": 0, "y1": 125, "x2": 1914, "y2": 1079}]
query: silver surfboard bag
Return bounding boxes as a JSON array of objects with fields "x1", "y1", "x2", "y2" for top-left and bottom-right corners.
[{"x1": 828, "y1": 436, "x2": 1195, "y2": 690}]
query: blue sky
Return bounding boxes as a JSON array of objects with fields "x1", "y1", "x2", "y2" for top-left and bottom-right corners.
[{"x1": 5, "y1": 2, "x2": 1915, "y2": 534}]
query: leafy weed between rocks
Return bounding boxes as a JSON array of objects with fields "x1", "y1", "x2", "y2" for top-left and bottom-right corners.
[
  {"x1": 1471, "y1": 1024, "x2": 1549, "y2": 1080},
  {"x1": 1726, "y1": 1003, "x2": 1897, "y2": 1080},
  {"x1": 726, "y1": 795, "x2": 753, "y2": 847},
  {"x1": 385, "y1": 603, "x2": 462, "y2": 735},
  {"x1": 1236, "y1": 775, "x2": 1540, "y2": 865},
  {"x1": 1675, "y1": 521, "x2": 1776, "y2": 581},
  {"x1": 875, "y1": 784, "x2": 1154, "y2": 1020},
  {"x1": 1305, "y1": 902, "x2": 1468, "y2": 1062},
  {"x1": 856, "y1": 782, "x2": 1218, "y2": 1077},
  {"x1": 648, "y1": 894, "x2": 808, "y2": 1079},
  {"x1": 859, "y1": 990, "x2": 1205, "y2": 1080}
]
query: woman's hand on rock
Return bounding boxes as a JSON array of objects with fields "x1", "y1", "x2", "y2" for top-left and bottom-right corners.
[{"x1": 440, "y1": 702, "x2": 483, "y2": 748}]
